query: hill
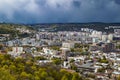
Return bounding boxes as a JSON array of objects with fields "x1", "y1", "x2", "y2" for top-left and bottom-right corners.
[
  {"x1": 29, "y1": 23, "x2": 120, "y2": 32},
  {"x1": 0, "y1": 23, "x2": 34, "y2": 39}
]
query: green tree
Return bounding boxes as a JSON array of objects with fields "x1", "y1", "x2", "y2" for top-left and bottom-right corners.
[
  {"x1": 117, "y1": 76, "x2": 120, "y2": 80},
  {"x1": 61, "y1": 72, "x2": 73, "y2": 80},
  {"x1": 70, "y1": 64, "x2": 77, "y2": 71},
  {"x1": 9, "y1": 65, "x2": 16, "y2": 74},
  {"x1": 52, "y1": 58, "x2": 63, "y2": 65},
  {"x1": 0, "y1": 68, "x2": 15, "y2": 80},
  {"x1": 72, "y1": 72, "x2": 82, "y2": 80},
  {"x1": 61, "y1": 75, "x2": 69, "y2": 80},
  {"x1": 71, "y1": 48, "x2": 75, "y2": 52},
  {"x1": 45, "y1": 77, "x2": 54, "y2": 80},
  {"x1": 0, "y1": 44, "x2": 3, "y2": 50},
  {"x1": 40, "y1": 71, "x2": 48, "y2": 79},
  {"x1": 20, "y1": 71, "x2": 32, "y2": 80}
]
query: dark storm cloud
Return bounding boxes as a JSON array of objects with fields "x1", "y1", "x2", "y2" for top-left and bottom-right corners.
[
  {"x1": 0, "y1": 0, "x2": 120, "y2": 23},
  {"x1": 114, "y1": 0, "x2": 120, "y2": 4},
  {"x1": 73, "y1": 1, "x2": 81, "y2": 8}
]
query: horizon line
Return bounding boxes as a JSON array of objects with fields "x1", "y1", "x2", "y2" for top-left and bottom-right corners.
[{"x1": 1, "y1": 22, "x2": 120, "y2": 25}]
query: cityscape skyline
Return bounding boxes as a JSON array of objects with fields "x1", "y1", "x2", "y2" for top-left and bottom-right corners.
[{"x1": 0, "y1": 0, "x2": 120, "y2": 79}]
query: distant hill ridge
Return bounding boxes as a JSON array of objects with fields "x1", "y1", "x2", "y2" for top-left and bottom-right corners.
[
  {"x1": 0, "y1": 23, "x2": 120, "y2": 32},
  {"x1": 28, "y1": 23, "x2": 120, "y2": 32}
]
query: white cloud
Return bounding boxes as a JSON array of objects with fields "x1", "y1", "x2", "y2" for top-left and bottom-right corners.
[
  {"x1": 24, "y1": 0, "x2": 41, "y2": 14},
  {"x1": 0, "y1": 0, "x2": 41, "y2": 19}
]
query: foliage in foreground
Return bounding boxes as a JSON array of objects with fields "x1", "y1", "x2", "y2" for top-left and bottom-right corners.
[{"x1": 0, "y1": 54, "x2": 84, "y2": 80}]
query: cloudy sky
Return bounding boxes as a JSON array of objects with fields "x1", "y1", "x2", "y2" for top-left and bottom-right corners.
[{"x1": 0, "y1": 0, "x2": 120, "y2": 23}]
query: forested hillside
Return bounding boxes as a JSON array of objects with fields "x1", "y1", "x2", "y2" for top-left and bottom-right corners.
[
  {"x1": 0, "y1": 23, "x2": 34, "y2": 39},
  {"x1": 0, "y1": 54, "x2": 84, "y2": 80},
  {"x1": 30, "y1": 23, "x2": 120, "y2": 32}
]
